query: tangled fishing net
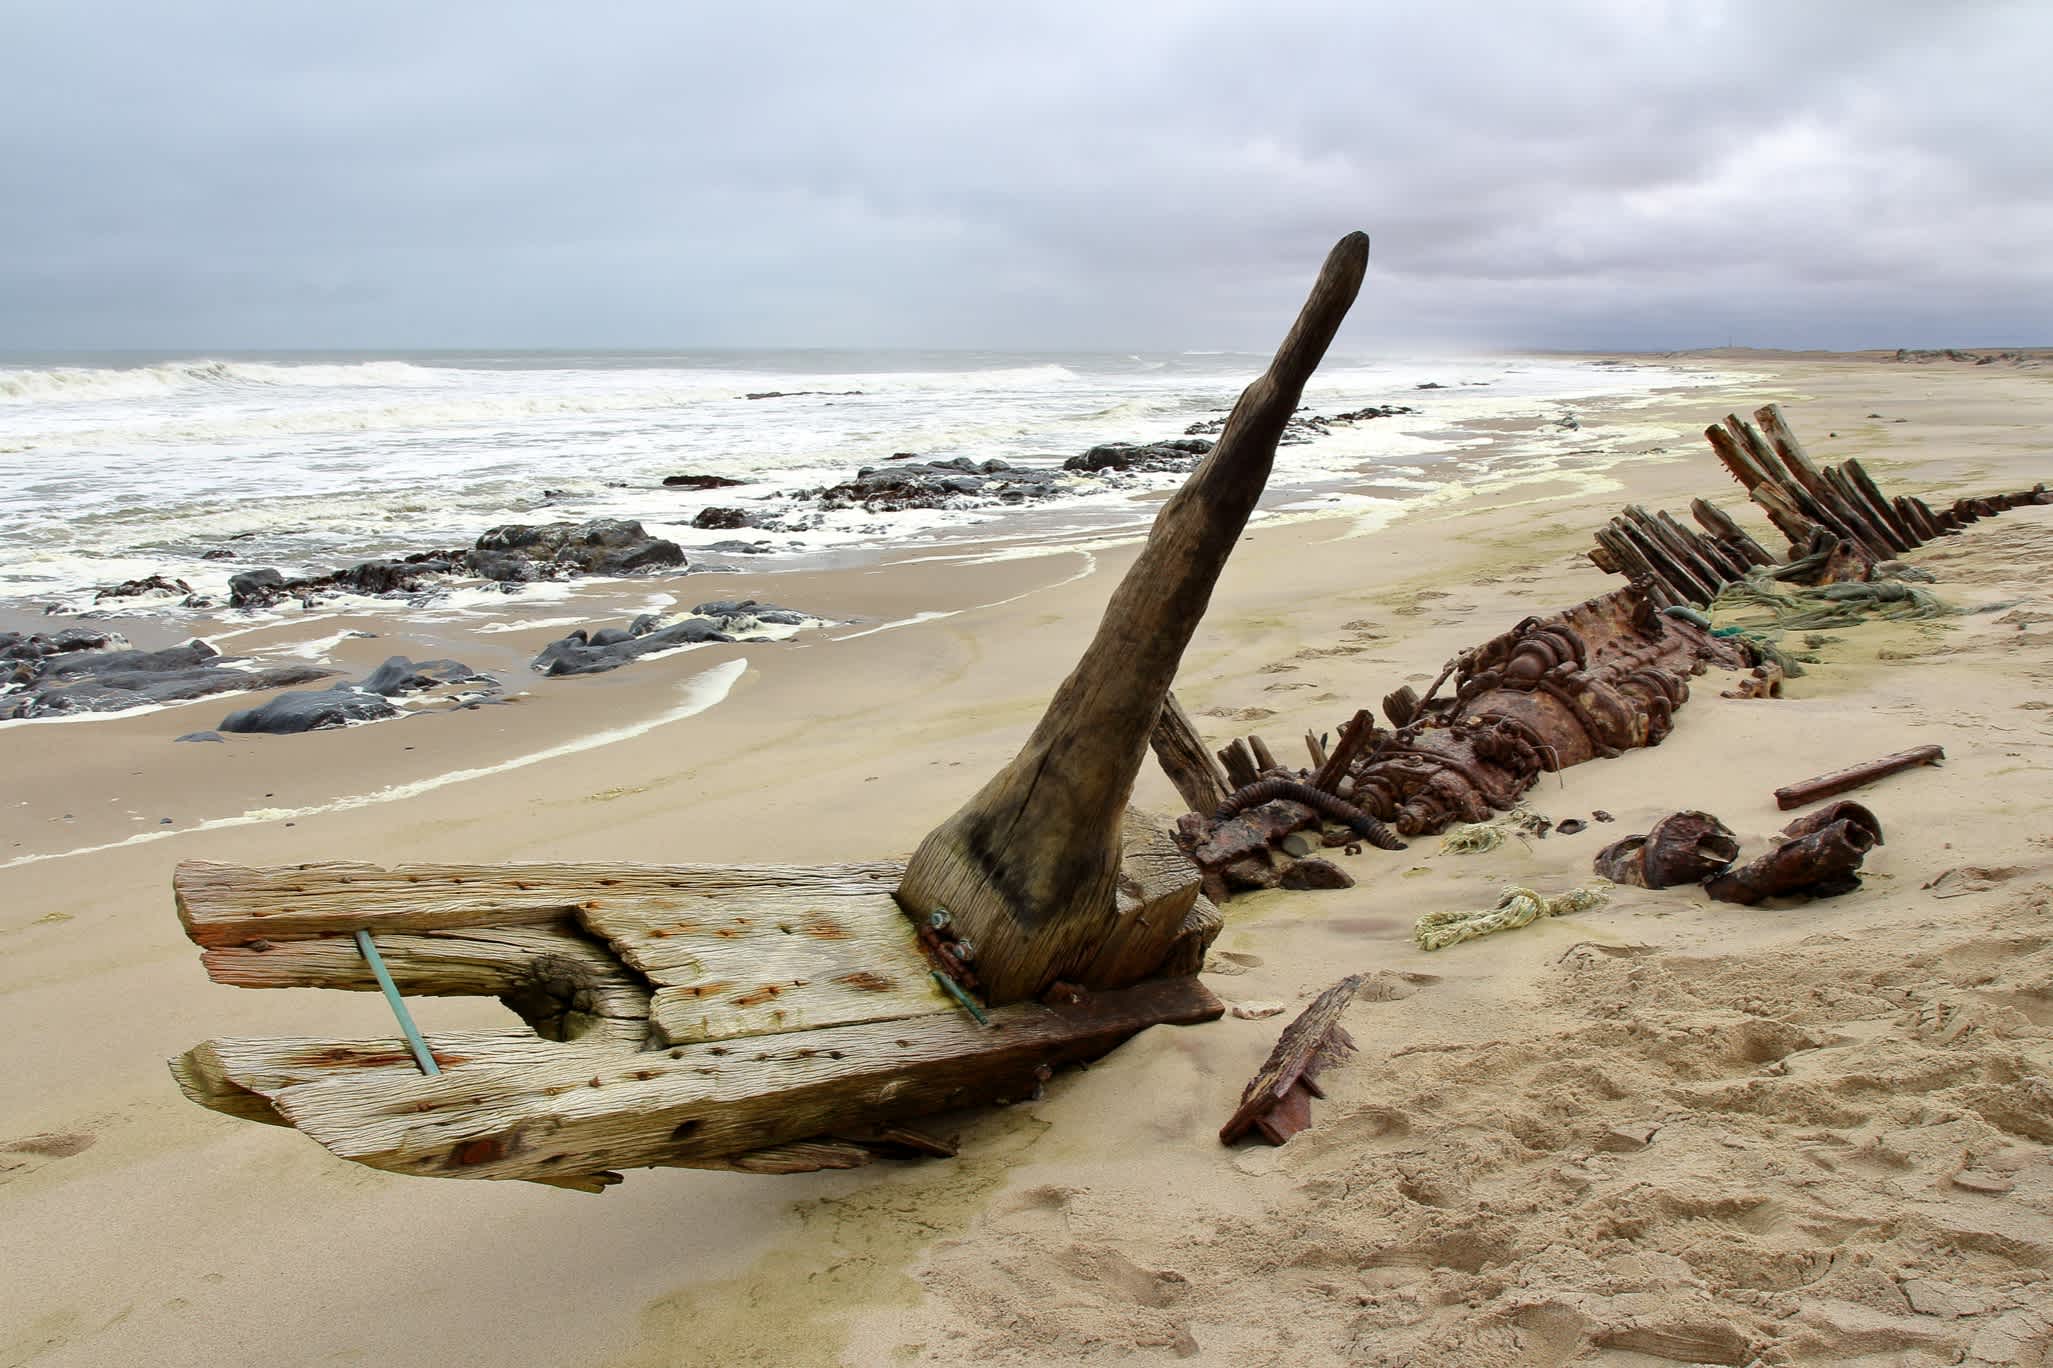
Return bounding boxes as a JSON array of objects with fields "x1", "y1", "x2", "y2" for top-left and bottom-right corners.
[
  {"x1": 1413, "y1": 885, "x2": 1609, "y2": 951},
  {"x1": 1699, "y1": 568, "x2": 1952, "y2": 673}
]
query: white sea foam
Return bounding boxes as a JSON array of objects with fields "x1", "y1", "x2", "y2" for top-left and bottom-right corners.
[{"x1": 0, "y1": 350, "x2": 1757, "y2": 610}]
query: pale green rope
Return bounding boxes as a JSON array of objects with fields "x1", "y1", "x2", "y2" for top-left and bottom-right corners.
[{"x1": 1414, "y1": 885, "x2": 1609, "y2": 951}]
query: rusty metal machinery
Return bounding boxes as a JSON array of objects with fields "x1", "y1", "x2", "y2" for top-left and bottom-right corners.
[{"x1": 1170, "y1": 585, "x2": 1749, "y2": 901}]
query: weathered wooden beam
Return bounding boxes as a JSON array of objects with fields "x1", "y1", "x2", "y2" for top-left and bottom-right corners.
[
  {"x1": 1218, "y1": 738, "x2": 1260, "y2": 790},
  {"x1": 1689, "y1": 498, "x2": 1775, "y2": 567},
  {"x1": 176, "y1": 859, "x2": 900, "y2": 947},
  {"x1": 1247, "y1": 733, "x2": 1281, "y2": 774},
  {"x1": 1843, "y1": 458, "x2": 1920, "y2": 547},
  {"x1": 1310, "y1": 709, "x2": 1375, "y2": 794},
  {"x1": 1149, "y1": 691, "x2": 1231, "y2": 815},
  {"x1": 896, "y1": 232, "x2": 1373, "y2": 1004},
  {"x1": 1076, "y1": 815, "x2": 1210, "y2": 990},
  {"x1": 1303, "y1": 729, "x2": 1328, "y2": 770},
  {"x1": 174, "y1": 975, "x2": 1224, "y2": 1185},
  {"x1": 1753, "y1": 405, "x2": 1893, "y2": 558}
]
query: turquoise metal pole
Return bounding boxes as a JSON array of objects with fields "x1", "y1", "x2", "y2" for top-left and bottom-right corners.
[{"x1": 353, "y1": 929, "x2": 441, "y2": 1075}]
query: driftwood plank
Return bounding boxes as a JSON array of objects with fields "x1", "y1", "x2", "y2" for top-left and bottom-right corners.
[
  {"x1": 174, "y1": 976, "x2": 1224, "y2": 1183},
  {"x1": 1220, "y1": 974, "x2": 1362, "y2": 1146},
  {"x1": 175, "y1": 859, "x2": 904, "y2": 947}
]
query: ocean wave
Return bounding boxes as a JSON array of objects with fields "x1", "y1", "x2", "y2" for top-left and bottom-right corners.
[{"x1": 0, "y1": 358, "x2": 447, "y2": 404}]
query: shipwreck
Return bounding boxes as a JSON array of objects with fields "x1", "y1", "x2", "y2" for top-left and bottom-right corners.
[{"x1": 168, "y1": 233, "x2": 1374, "y2": 1189}]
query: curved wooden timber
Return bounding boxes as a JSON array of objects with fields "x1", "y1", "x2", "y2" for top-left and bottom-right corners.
[
  {"x1": 168, "y1": 233, "x2": 1374, "y2": 1188},
  {"x1": 896, "y1": 231, "x2": 1371, "y2": 1004}
]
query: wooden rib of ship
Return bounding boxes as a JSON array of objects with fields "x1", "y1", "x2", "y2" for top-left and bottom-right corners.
[{"x1": 168, "y1": 232, "x2": 1374, "y2": 1192}]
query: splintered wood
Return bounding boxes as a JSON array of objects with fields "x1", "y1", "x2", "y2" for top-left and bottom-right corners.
[{"x1": 1220, "y1": 974, "x2": 1363, "y2": 1146}]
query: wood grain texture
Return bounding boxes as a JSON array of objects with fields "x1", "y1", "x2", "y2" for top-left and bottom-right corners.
[
  {"x1": 1076, "y1": 815, "x2": 1205, "y2": 990},
  {"x1": 581, "y1": 876, "x2": 952, "y2": 1045},
  {"x1": 172, "y1": 976, "x2": 1224, "y2": 1184},
  {"x1": 201, "y1": 921, "x2": 651, "y2": 1043},
  {"x1": 896, "y1": 232, "x2": 1372, "y2": 1004},
  {"x1": 176, "y1": 858, "x2": 903, "y2": 947}
]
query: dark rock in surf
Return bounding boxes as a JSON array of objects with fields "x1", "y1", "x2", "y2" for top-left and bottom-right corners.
[
  {"x1": 220, "y1": 684, "x2": 400, "y2": 734},
  {"x1": 228, "y1": 568, "x2": 286, "y2": 607},
  {"x1": 663, "y1": 474, "x2": 745, "y2": 490},
  {"x1": 0, "y1": 629, "x2": 338, "y2": 719},
  {"x1": 94, "y1": 574, "x2": 192, "y2": 602},
  {"x1": 692, "y1": 507, "x2": 758, "y2": 531},
  {"x1": 217, "y1": 655, "x2": 496, "y2": 734}
]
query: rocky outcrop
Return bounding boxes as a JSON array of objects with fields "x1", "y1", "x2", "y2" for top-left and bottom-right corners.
[
  {"x1": 218, "y1": 656, "x2": 494, "y2": 735},
  {"x1": 662, "y1": 473, "x2": 744, "y2": 490},
  {"x1": 813, "y1": 457, "x2": 1065, "y2": 511},
  {"x1": 1064, "y1": 439, "x2": 1213, "y2": 473},
  {"x1": 531, "y1": 600, "x2": 819, "y2": 677},
  {"x1": 470, "y1": 518, "x2": 685, "y2": 578},
  {"x1": 93, "y1": 574, "x2": 192, "y2": 602},
  {"x1": 1185, "y1": 405, "x2": 1414, "y2": 443},
  {"x1": 0, "y1": 630, "x2": 335, "y2": 719}
]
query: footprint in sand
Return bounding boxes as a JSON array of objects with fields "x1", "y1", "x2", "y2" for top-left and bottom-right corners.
[
  {"x1": 1256, "y1": 662, "x2": 1299, "y2": 674},
  {"x1": 0, "y1": 1131, "x2": 95, "y2": 1184},
  {"x1": 1262, "y1": 681, "x2": 1319, "y2": 692},
  {"x1": 1199, "y1": 705, "x2": 1275, "y2": 722}
]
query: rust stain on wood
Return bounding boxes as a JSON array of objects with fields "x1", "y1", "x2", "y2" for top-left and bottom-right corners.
[{"x1": 836, "y1": 971, "x2": 897, "y2": 992}]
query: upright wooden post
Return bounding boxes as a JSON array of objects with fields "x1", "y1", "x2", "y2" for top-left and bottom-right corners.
[{"x1": 896, "y1": 232, "x2": 1372, "y2": 1004}]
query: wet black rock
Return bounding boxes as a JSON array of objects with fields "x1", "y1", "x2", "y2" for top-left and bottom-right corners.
[
  {"x1": 220, "y1": 684, "x2": 399, "y2": 734},
  {"x1": 176, "y1": 730, "x2": 224, "y2": 743},
  {"x1": 532, "y1": 619, "x2": 734, "y2": 676},
  {"x1": 663, "y1": 473, "x2": 744, "y2": 490},
  {"x1": 229, "y1": 568, "x2": 286, "y2": 607},
  {"x1": 201, "y1": 549, "x2": 237, "y2": 561},
  {"x1": 471, "y1": 519, "x2": 686, "y2": 579},
  {"x1": 692, "y1": 506, "x2": 757, "y2": 530},
  {"x1": 1415, "y1": 381, "x2": 1446, "y2": 389},
  {"x1": 702, "y1": 539, "x2": 774, "y2": 555},
  {"x1": 690, "y1": 599, "x2": 811, "y2": 626},
  {"x1": 218, "y1": 655, "x2": 495, "y2": 734},
  {"x1": 531, "y1": 602, "x2": 819, "y2": 677},
  {"x1": 94, "y1": 574, "x2": 193, "y2": 602},
  {"x1": 0, "y1": 630, "x2": 336, "y2": 719},
  {"x1": 815, "y1": 456, "x2": 1063, "y2": 512},
  {"x1": 744, "y1": 389, "x2": 864, "y2": 400},
  {"x1": 1064, "y1": 440, "x2": 1212, "y2": 473}
]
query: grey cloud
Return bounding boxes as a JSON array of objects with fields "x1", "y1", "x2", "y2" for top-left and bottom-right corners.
[{"x1": 2, "y1": 0, "x2": 2048, "y2": 350}]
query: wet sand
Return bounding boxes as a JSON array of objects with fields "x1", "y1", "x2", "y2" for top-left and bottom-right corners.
[{"x1": 3, "y1": 352, "x2": 2050, "y2": 1367}]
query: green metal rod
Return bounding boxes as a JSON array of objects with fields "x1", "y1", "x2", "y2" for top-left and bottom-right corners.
[
  {"x1": 930, "y1": 969, "x2": 991, "y2": 1027},
  {"x1": 353, "y1": 929, "x2": 441, "y2": 1075}
]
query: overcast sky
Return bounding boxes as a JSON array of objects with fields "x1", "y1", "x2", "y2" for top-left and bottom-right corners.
[{"x1": 4, "y1": 0, "x2": 2049, "y2": 352}]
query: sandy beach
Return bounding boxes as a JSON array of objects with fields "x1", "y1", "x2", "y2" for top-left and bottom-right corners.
[{"x1": 4, "y1": 350, "x2": 2050, "y2": 1367}]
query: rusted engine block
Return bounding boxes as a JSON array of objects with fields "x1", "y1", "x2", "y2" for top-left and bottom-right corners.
[{"x1": 1173, "y1": 585, "x2": 1750, "y2": 901}]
